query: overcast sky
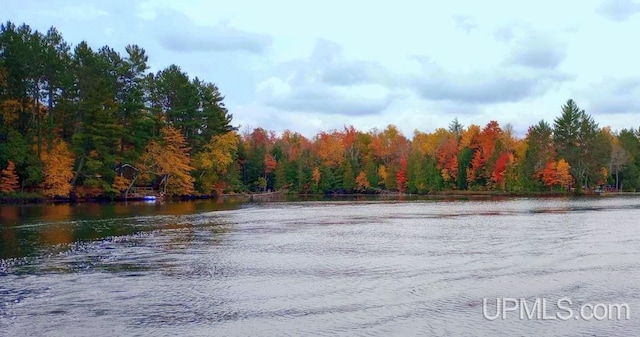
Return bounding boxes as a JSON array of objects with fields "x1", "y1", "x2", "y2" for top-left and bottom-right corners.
[{"x1": 3, "y1": 0, "x2": 640, "y2": 137}]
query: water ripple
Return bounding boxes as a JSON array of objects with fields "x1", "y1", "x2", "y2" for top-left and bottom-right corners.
[{"x1": 1, "y1": 197, "x2": 640, "y2": 336}]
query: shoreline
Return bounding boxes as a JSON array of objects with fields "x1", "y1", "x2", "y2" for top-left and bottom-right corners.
[{"x1": 2, "y1": 190, "x2": 639, "y2": 205}]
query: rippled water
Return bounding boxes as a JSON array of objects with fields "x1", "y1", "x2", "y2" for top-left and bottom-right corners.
[{"x1": 1, "y1": 196, "x2": 639, "y2": 336}]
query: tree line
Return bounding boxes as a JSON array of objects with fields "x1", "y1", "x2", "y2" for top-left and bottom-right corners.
[{"x1": 1, "y1": 21, "x2": 640, "y2": 199}]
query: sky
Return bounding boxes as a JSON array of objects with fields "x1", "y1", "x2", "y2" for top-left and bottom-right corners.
[{"x1": 3, "y1": 0, "x2": 640, "y2": 138}]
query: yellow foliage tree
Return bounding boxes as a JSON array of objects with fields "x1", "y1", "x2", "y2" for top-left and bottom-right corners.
[
  {"x1": 312, "y1": 167, "x2": 321, "y2": 188},
  {"x1": 194, "y1": 131, "x2": 239, "y2": 194},
  {"x1": 377, "y1": 165, "x2": 387, "y2": 187},
  {"x1": 355, "y1": 171, "x2": 370, "y2": 191},
  {"x1": 112, "y1": 175, "x2": 131, "y2": 193},
  {"x1": 139, "y1": 125, "x2": 194, "y2": 195},
  {"x1": 315, "y1": 132, "x2": 344, "y2": 168},
  {"x1": 0, "y1": 160, "x2": 20, "y2": 193},
  {"x1": 412, "y1": 128, "x2": 452, "y2": 157},
  {"x1": 459, "y1": 124, "x2": 481, "y2": 150},
  {"x1": 42, "y1": 141, "x2": 75, "y2": 198},
  {"x1": 599, "y1": 167, "x2": 608, "y2": 186},
  {"x1": 556, "y1": 159, "x2": 573, "y2": 189}
]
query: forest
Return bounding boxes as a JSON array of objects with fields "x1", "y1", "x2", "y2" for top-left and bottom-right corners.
[{"x1": 1, "y1": 21, "x2": 640, "y2": 201}]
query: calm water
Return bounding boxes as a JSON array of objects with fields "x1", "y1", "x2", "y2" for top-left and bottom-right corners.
[{"x1": 1, "y1": 196, "x2": 639, "y2": 336}]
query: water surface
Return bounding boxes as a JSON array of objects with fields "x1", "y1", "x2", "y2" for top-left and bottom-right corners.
[{"x1": 1, "y1": 197, "x2": 639, "y2": 336}]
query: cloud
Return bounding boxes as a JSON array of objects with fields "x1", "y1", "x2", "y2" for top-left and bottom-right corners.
[
  {"x1": 505, "y1": 38, "x2": 566, "y2": 69},
  {"x1": 153, "y1": 11, "x2": 271, "y2": 54},
  {"x1": 586, "y1": 77, "x2": 640, "y2": 114},
  {"x1": 257, "y1": 77, "x2": 394, "y2": 116},
  {"x1": 453, "y1": 15, "x2": 478, "y2": 34},
  {"x1": 281, "y1": 39, "x2": 389, "y2": 86},
  {"x1": 321, "y1": 61, "x2": 389, "y2": 86},
  {"x1": 40, "y1": 4, "x2": 108, "y2": 21},
  {"x1": 500, "y1": 27, "x2": 567, "y2": 69},
  {"x1": 493, "y1": 24, "x2": 516, "y2": 43},
  {"x1": 255, "y1": 39, "x2": 395, "y2": 116},
  {"x1": 597, "y1": 0, "x2": 640, "y2": 22},
  {"x1": 407, "y1": 60, "x2": 573, "y2": 104}
]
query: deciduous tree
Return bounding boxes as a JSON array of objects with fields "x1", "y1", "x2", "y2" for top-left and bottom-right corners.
[
  {"x1": 42, "y1": 140, "x2": 74, "y2": 197},
  {"x1": 139, "y1": 125, "x2": 194, "y2": 195},
  {"x1": 355, "y1": 171, "x2": 370, "y2": 191},
  {"x1": 0, "y1": 160, "x2": 19, "y2": 193}
]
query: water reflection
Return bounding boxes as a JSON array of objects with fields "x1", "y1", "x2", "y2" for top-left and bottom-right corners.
[
  {"x1": 42, "y1": 203, "x2": 73, "y2": 222},
  {"x1": 0, "y1": 199, "x2": 243, "y2": 259},
  {"x1": 40, "y1": 223, "x2": 75, "y2": 246},
  {"x1": 1, "y1": 196, "x2": 640, "y2": 336},
  {"x1": 0, "y1": 205, "x2": 19, "y2": 222}
]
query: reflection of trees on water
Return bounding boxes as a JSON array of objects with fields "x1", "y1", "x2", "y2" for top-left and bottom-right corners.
[
  {"x1": 42, "y1": 203, "x2": 73, "y2": 221},
  {"x1": 0, "y1": 205, "x2": 19, "y2": 222},
  {"x1": 0, "y1": 200, "x2": 242, "y2": 261},
  {"x1": 40, "y1": 224, "x2": 74, "y2": 246}
]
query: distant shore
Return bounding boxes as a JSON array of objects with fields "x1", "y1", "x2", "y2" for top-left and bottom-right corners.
[{"x1": 4, "y1": 189, "x2": 638, "y2": 205}]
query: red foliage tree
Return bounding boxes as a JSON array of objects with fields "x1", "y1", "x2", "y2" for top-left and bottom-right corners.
[
  {"x1": 467, "y1": 121, "x2": 502, "y2": 185},
  {"x1": 491, "y1": 152, "x2": 511, "y2": 186},
  {"x1": 396, "y1": 156, "x2": 408, "y2": 193},
  {"x1": 436, "y1": 138, "x2": 459, "y2": 182},
  {"x1": 540, "y1": 160, "x2": 559, "y2": 189}
]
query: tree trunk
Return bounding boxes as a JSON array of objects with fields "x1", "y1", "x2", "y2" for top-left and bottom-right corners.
[
  {"x1": 48, "y1": 87, "x2": 54, "y2": 152},
  {"x1": 125, "y1": 174, "x2": 139, "y2": 199},
  {"x1": 71, "y1": 155, "x2": 85, "y2": 188}
]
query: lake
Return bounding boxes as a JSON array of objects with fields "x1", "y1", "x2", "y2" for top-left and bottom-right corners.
[{"x1": 1, "y1": 196, "x2": 639, "y2": 336}]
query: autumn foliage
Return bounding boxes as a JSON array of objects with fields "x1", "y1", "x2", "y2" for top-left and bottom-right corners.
[
  {"x1": 194, "y1": 131, "x2": 239, "y2": 194},
  {"x1": 264, "y1": 154, "x2": 277, "y2": 175},
  {"x1": 468, "y1": 121, "x2": 502, "y2": 185},
  {"x1": 139, "y1": 125, "x2": 194, "y2": 195},
  {"x1": 396, "y1": 157, "x2": 408, "y2": 193},
  {"x1": 437, "y1": 138, "x2": 459, "y2": 182},
  {"x1": 491, "y1": 153, "x2": 512, "y2": 187},
  {"x1": 0, "y1": 160, "x2": 19, "y2": 193},
  {"x1": 0, "y1": 21, "x2": 626, "y2": 198},
  {"x1": 539, "y1": 159, "x2": 573, "y2": 190},
  {"x1": 42, "y1": 141, "x2": 75, "y2": 198},
  {"x1": 355, "y1": 171, "x2": 370, "y2": 191}
]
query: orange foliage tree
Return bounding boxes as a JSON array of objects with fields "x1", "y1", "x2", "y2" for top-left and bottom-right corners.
[
  {"x1": 0, "y1": 160, "x2": 20, "y2": 193},
  {"x1": 467, "y1": 121, "x2": 502, "y2": 186},
  {"x1": 42, "y1": 141, "x2": 75, "y2": 198},
  {"x1": 264, "y1": 154, "x2": 277, "y2": 176},
  {"x1": 315, "y1": 132, "x2": 344, "y2": 168},
  {"x1": 540, "y1": 158, "x2": 573, "y2": 190},
  {"x1": 540, "y1": 160, "x2": 559, "y2": 189},
  {"x1": 355, "y1": 171, "x2": 370, "y2": 191},
  {"x1": 436, "y1": 137, "x2": 459, "y2": 183}
]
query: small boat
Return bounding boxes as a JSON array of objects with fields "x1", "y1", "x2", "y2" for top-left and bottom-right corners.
[{"x1": 142, "y1": 195, "x2": 157, "y2": 201}]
